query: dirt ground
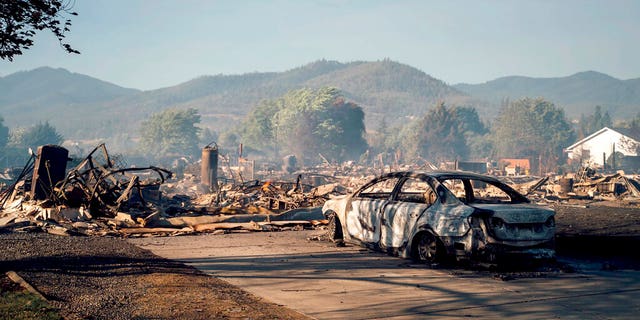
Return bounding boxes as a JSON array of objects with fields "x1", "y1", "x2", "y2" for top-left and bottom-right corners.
[
  {"x1": 1, "y1": 201, "x2": 638, "y2": 319},
  {"x1": 553, "y1": 201, "x2": 640, "y2": 237},
  {"x1": 0, "y1": 233, "x2": 308, "y2": 320},
  {"x1": 552, "y1": 201, "x2": 640, "y2": 270}
]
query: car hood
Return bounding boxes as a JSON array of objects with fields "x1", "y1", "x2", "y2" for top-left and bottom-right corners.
[{"x1": 470, "y1": 203, "x2": 554, "y2": 223}]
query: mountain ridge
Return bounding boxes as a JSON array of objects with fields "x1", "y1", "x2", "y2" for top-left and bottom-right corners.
[
  {"x1": 91, "y1": 59, "x2": 470, "y2": 139},
  {"x1": 0, "y1": 66, "x2": 140, "y2": 129},
  {"x1": 1, "y1": 61, "x2": 639, "y2": 143},
  {"x1": 454, "y1": 70, "x2": 640, "y2": 117}
]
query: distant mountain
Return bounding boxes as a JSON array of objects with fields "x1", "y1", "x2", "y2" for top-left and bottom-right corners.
[
  {"x1": 0, "y1": 67, "x2": 140, "y2": 127},
  {"x1": 303, "y1": 60, "x2": 467, "y2": 121},
  {"x1": 110, "y1": 59, "x2": 469, "y2": 132},
  {"x1": 454, "y1": 71, "x2": 640, "y2": 119},
  {"x1": 46, "y1": 59, "x2": 469, "y2": 139},
  {"x1": 6, "y1": 62, "x2": 638, "y2": 147}
]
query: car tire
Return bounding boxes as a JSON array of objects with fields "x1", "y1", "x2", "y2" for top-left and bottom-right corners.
[
  {"x1": 415, "y1": 231, "x2": 443, "y2": 264},
  {"x1": 327, "y1": 212, "x2": 344, "y2": 244}
]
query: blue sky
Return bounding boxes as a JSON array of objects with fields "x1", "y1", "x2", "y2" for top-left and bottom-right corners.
[{"x1": 1, "y1": 0, "x2": 638, "y2": 90}]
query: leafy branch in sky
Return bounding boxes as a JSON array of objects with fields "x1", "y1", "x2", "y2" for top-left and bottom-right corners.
[{"x1": 1, "y1": 0, "x2": 79, "y2": 61}]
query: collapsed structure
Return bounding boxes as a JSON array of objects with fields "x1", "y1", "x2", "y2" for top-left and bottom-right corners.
[
  {"x1": 509, "y1": 167, "x2": 640, "y2": 204},
  {"x1": 0, "y1": 144, "x2": 346, "y2": 237},
  {"x1": 1, "y1": 143, "x2": 639, "y2": 239}
]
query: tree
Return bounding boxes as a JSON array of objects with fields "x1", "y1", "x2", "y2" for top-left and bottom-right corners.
[
  {"x1": 139, "y1": 108, "x2": 201, "y2": 159},
  {"x1": 492, "y1": 98, "x2": 575, "y2": 174},
  {"x1": 313, "y1": 97, "x2": 368, "y2": 161},
  {"x1": 8, "y1": 121, "x2": 63, "y2": 151},
  {"x1": 240, "y1": 87, "x2": 368, "y2": 164},
  {"x1": 1, "y1": 0, "x2": 79, "y2": 61},
  {"x1": 453, "y1": 106, "x2": 487, "y2": 136},
  {"x1": 402, "y1": 103, "x2": 469, "y2": 163},
  {"x1": 578, "y1": 106, "x2": 613, "y2": 138},
  {"x1": 199, "y1": 127, "x2": 218, "y2": 146},
  {"x1": 453, "y1": 106, "x2": 491, "y2": 159},
  {"x1": 218, "y1": 131, "x2": 239, "y2": 150},
  {"x1": 367, "y1": 118, "x2": 392, "y2": 159},
  {"x1": 615, "y1": 112, "x2": 640, "y2": 154},
  {"x1": 240, "y1": 98, "x2": 282, "y2": 153}
]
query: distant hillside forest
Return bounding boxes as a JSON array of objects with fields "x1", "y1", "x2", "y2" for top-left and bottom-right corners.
[
  {"x1": 454, "y1": 71, "x2": 640, "y2": 120},
  {"x1": 0, "y1": 60, "x2": 639, "y2": 171},
  {"x1": 0, "y1": 60, "x2": 472, "y2": 141},
  {"x1": 2, "y1": 87, "x2": 639, "y2": 176}
]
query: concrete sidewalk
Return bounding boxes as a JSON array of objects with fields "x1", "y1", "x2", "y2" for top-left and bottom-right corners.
[{"x1": 131, "y1": 230, "x2": 640, "y2": 319}]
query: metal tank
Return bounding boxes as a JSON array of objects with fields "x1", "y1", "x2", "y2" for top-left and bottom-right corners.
[{"x1": 201, "y1": 142, "x2": 219, "y2": 191}]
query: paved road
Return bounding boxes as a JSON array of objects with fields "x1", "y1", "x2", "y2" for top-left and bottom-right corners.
[{"x1": 131, "y1": 230, "x2": 640, "y2": 319}]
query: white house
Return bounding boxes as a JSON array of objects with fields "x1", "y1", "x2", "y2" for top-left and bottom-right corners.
[{"x1": 565, "y1": 127, "x2": 639, "y2": 167}]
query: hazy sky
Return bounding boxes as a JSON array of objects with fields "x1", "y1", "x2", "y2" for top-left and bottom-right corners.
[{"x1": 1, "y1": 0, "x2": 638, "y2": 90}]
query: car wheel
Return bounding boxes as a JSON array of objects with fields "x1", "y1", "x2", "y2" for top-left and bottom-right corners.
[
  {"x1": 415, "y1": 231, "x2": 443, "y2": 263},
  {"x1": 327, "y1": 212, "x2": 344, "y2": 244}
]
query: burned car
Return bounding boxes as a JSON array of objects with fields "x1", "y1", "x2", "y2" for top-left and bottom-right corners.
[{"x1": 322, "y1": 171, "x2": 555, "y2": 264}]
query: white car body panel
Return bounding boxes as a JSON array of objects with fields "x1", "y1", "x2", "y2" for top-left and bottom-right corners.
[{"x1": 322, "y1": 171, "x2": 556, "y2": 263}]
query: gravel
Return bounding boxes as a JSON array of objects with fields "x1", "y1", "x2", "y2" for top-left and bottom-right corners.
[{"x1": 0, "y1": 231, "x2": 308, "y2": 320}]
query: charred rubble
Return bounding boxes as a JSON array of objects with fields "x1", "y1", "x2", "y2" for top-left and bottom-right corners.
[
  {"x1": 1, "y1": 143, "x2": 639, "y2": 238},
  {"x1": 509, "y1": 167, "x2": 640, "y2": 205},
  {"x1": 0, "y1": 144, "x2": 348, "y2": 237}
]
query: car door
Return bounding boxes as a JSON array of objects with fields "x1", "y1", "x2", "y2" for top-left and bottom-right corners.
[
  {"x1": 346, "y1": 176, "x2": 399, "y2": 243},
  {"x1": 380, "y1": 177, "x2": 437, "y2": 249}
]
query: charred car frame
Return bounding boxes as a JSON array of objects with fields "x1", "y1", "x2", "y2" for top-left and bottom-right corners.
[{"x1": 322, "y1": 171, "x2": 556, "y2": 264}]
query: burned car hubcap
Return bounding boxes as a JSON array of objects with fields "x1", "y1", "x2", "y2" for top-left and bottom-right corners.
[{"x1": 417, "y1": 232, "x2": 441, "y2": 263}]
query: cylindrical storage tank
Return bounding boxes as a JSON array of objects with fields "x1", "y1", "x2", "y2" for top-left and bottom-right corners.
[
  {"x1": 31, "y1": 145, "x2": 69, "y2": 200},
  {"x1": 558, "y1": 178, "x2": 573, "y2": 194},
  {"x1": 201, "y1": 143, "x2": 219, "y2": 191}
]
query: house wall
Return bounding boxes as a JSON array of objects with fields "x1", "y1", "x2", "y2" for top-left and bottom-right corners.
[{"x1": 568, "y1": 130, "x2": 639, "y2": 166}]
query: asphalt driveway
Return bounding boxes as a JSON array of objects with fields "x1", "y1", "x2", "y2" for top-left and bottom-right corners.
[{"x1": 131, "y1": 230, "x2": 640, "y2": 319}]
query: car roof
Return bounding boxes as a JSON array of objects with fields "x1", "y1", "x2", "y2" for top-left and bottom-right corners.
[
  {"x1": 372, "y1": 170, "x2": 529, "y2": 203},
  {"x1": 380, "y1": 170, "x2": 502, "y2": 183}
]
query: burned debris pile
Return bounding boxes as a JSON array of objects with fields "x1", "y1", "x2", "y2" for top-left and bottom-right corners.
[
  {"x1": 511, "y1": 167, "x2": 640, "y2": 205},
  {"x1": 0, "y1": 144, "x2": 347, "y2": 237},
  {"x1": 2, "y1": 143, "x2": 638, "y2": 239}
]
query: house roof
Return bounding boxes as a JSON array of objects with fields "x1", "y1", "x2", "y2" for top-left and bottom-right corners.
[
  {"x1": 614, "y1": 127, "x2": 640, "y2": 141},
  {"x1": 565, "y1": 127, "x2": 638, "y2": 151}
]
